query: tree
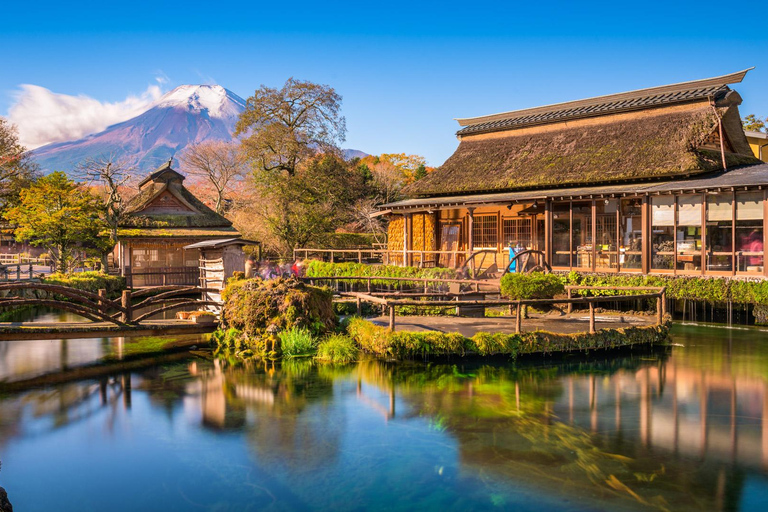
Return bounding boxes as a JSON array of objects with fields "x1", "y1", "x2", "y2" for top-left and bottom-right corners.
[
  {"x1": 742, "y1": 114, "x2": 767, "y2": 133},
  {"x1": 0, "y1": 117, "x2": 40, "y2": 214},
  {"x1": 4, "y1": 172, "x2": 106, "y2": 272},
  {"x1": 179, "y1": 140, "x2": 246, "y2": 214},
  {"x1": 74, "y1": 157, "x2": 134, "y2": 270},
  {"x1": 247, "y1": 153, "x2": 363, "y2": 256},
  {"x1": 235, "y1": 78, "x2": 346, "y2": 176}
]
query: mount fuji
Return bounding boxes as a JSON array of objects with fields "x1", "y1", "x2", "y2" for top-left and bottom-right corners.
[{"x1": 30, "y1": 85, "x2": 247, "y2": 174}]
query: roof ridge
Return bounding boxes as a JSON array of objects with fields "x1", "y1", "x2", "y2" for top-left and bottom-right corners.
[{"x1": 456, "y1": 68, "x2": 753, "y2": 129}]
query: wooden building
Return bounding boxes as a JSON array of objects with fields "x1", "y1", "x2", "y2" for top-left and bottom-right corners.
[
  {"x1": 184, "y1": 238, "x2": 259, "y2": 303},
  {"x1": 381, "y1": 69, "x2": 768, "y2": 278},
  {"x1": 116, "y1": 161, "x2": 241, "y2": 287}
]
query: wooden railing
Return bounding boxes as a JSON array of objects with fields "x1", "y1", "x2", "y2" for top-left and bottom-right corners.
[
  {"x1": 0, "y1": 254, "x2": 52, "y2": 265},
  {"x1": 0, "y1": 283, "x2": 221, "y2": 325},
  {"x1": 339, "y1": 285, "x2": 667, "y2": 334},
  {"x1": 0, "y1": 262, "x2": 37, "y2": 282},
  {"x1": 302, "y1": 275, "x2": 495, "y2": 294},
  {"x1": 125, "y1": 267, "x2": 199, "y2": 288}
]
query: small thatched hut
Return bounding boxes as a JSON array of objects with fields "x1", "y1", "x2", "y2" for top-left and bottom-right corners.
[
  {"x1": 116, "y1": 160, "x2": 241, "y2": 287},
  {"x1": 184, "y1": 238, "x2": 260, "y2": 303},
  {"x1": 381, "y1": 69, "x2": 768, "y2": 278}
]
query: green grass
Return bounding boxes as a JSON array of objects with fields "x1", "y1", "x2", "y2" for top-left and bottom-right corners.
[
  {"x1": 279, "y1": 327, "x2": 317, "y2": 358},
  {"x1": 316, "y1": 334, "x2": 358, "y2": 363}
]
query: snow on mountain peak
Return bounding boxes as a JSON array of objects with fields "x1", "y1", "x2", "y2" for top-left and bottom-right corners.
[{"x1": 155, "y1": 85, "x2": 245, "y2": 119}]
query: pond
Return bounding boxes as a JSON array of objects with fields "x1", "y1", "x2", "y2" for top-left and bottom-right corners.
[{"x1": 0, "y1": 323, "x2": 767, "y2": 511}]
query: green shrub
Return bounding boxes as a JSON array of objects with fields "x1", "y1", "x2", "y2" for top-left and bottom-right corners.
[
  {"x1": 316, "y1": 334, "x2": 358, "y2": 363},
  {"x1": 279, "y1": 327, "x2": 317, "y2": 358},
  {"x1": 500, "y1": 272, "x2": 565, "y2": 300},
  {"x1": 43, "y1": 271, "x2": 126, "y2": 298},
  {"x1": 561, "y1": 271, "x2": 768, "y2": 306},
  {"x1": 304, "y1": 261, "x2": 459, "y2": 288}
]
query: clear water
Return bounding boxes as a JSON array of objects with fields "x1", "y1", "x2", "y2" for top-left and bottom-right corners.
[{"x1": 0, "y1": 323, "x2": 767, "y2": 511}]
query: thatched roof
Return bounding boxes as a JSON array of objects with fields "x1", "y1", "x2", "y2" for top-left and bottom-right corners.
[
  {"x1": 406, "y1": 105, "x2": 760, "y2": 197},
  {"x1": 122, "y1": 162, "x2": 234, "y2": 229}
]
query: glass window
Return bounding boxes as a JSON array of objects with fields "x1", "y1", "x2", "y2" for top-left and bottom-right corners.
[
  {"x1": 552, "y1": 202, "x2": 570, "y2": 267},
  {"x1": 472, "y1": 214, "x2": 498, "y2": 249},
  {"x1": 595, "y1": 199, "x2": 618, "y2": 269},
  {"x1": 572, "y1": 201, "x2": 592, "y2": 269},
  {"x1": 620, "y1": 198, "x2": 642, "y2": 270},
  {"x1": 706, "y1": 193, "x2": 733, "y2": 272},
  {"x1": 676, "y1": 195, "x2": 702, "y2": 272},
  {"x1": 735, "y1": 191, "x2": 764, "y2": 272},
  {"x1": 502, "y1": 217, "x2": 532, "y2": 249},
  {"x1": 651, "y1": 196, "x2": 674, "y2": 270}
]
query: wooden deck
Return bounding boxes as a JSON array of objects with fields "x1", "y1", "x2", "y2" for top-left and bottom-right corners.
[
  {"x1": 0, "y1": 319, "x2": 217, "y2": 341},
  {"x1": 367, "y1": 312, "x2": 655, "y2": 337}
]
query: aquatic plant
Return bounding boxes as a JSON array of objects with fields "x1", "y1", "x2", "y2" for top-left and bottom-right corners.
[
  {"x1": 278, "y1": 327, "x2": 317, "y2": 358},
  {"x1": 316, "y1": 334, "x2": 358, "y2": 363}
]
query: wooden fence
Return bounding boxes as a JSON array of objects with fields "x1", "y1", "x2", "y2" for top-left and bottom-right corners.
[{"x1": 329, "y1": 282, "x2": 666, "y2": 334}]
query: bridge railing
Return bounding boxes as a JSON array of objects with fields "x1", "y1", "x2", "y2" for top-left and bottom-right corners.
[
  {"x1": 337, "y1": 285, "x2": 667, "y2": 334},
  {"x1": 0, "y1": 283, "x2": 222, "y2": 326}
]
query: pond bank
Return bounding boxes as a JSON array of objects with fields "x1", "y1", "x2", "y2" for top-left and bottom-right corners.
[{"x1": 346, "y1": 316, "x2": 671, "y2": 360}]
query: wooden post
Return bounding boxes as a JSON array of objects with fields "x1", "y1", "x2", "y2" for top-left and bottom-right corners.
[
  {"x1": 358, "y1": 250, "x2": 362, "y2": 263},
  {"x1": 661, "y1": 288, "x2": 667, "y2": 317},
  {"x1": 98, "y1": 289, "x2": 107, "y2": 309},
  {"x1": 367, "y1": 277, "x2": 372, "y2": 293},
  {"x1": 121, "y1": 290, "x2": 132, "y2": 323},
  {"x1": 16, "y1": 264, "x2": 21, "y2": 280},
  {"x1": 589, "y1": 302, "x2": 596, "y2": 334},
  {"x1": 389, "y1": 305, "x2": 396, "y2": 332},
  {"x1": 656, "y1": 294, "x2": 663, "y2": 325},
  {"x1": 356, "y1": 297, "x2": 362, "y2": 315},
  {"x1": 567, "y1": 288, "x2": 573, "y2": 314},
  {"x1": 515, "y1": 302, "x2": 522, "y2": 333}
]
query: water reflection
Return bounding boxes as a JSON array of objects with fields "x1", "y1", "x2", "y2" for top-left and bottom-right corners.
[{"x1": 1, "y1": 324, "x2": 768, "y2": 511}]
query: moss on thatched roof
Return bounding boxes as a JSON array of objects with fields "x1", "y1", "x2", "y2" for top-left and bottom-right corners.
[
  {"x1": 407, "y1": 106, "x2": 761, "y2": 197},
  {"x1": 117, "y1": 227, "x2": 240, "y2": 239}
]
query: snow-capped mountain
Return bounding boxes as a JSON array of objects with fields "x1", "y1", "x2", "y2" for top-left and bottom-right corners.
[{"x1": 31, "y1": 85, "x2": 247, "y2": 173}]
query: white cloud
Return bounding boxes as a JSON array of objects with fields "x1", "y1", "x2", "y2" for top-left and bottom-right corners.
[{"x1": 7, "y1": 79, "x2": 167, "y2": 149}]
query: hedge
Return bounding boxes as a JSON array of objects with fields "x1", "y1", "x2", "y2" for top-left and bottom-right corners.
[
  {"x1": 42, "y1": 271, "x2": 126, "y2": 298},
  {"x1": 304, "y1": 261, "x2": 459, "y2": 288},
  {"x1": 562, "y1": 271, "x2": 768, "y2": 306}
]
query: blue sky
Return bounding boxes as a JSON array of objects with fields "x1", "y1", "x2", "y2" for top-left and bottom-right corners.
[{"x1": 2, "y1": 0, "x2": 767, "y2": 165}]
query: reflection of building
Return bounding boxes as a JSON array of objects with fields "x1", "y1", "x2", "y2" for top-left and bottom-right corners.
[
  {"x1": 115, "y1": 160, "x2": 240, "y2": 287},
  {"x1": 555, "y1": 363, "x2": 768, "y2": 471},
  {"x1": 381, "y1": 70, "x2": 768, "y2": 278}
]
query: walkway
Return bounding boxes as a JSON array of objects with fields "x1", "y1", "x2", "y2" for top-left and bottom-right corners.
[{"x1": 367, "y1": 312, "x2": 654, "y2": 337}]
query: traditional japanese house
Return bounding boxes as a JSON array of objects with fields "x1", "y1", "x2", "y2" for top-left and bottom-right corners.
[
  {"x1": 116, "y1": 161, "x2": 241, "y2": 287},
  {"x1": 381, "y1": 69, "x2": 768, "y2": 278}
]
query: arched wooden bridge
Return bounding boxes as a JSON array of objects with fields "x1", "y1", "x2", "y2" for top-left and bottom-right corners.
[{"x1": 0, "y1": 283, "x2": 222, "y2": 340}]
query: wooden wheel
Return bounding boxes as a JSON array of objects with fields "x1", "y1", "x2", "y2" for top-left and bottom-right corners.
[
  {"x1": 502, "y1": 249, "x2": 551, "y2": 276},
  {"x1": 460, "y1": 249, "x2": 498, "y2": 279}
]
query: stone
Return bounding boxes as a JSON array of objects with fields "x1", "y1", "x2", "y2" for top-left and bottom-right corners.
[{"x1": 0, "y1": 486, "x2": 13, "y2": 512}]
